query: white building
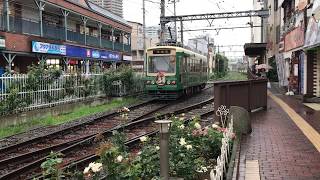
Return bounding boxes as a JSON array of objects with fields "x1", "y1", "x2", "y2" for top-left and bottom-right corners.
[{"x1": 90, "y1": 0, "x2": 123, "y2": 17}]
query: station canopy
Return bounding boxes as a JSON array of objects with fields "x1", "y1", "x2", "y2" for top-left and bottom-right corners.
[{"x1": 244, "y1": 43, "x2": 267, "y2": 57}]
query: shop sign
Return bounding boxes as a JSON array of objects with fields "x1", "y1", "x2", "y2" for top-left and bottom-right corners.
[
  {"x1": 284, "y1": 26, "x2": 304, "y2": 51},
  {"x1": 0, "y1": 36, "x2": 5, "y2": 49},
  {"x1": 123, "y1": 55, "x2": 133, "y2": 61},
  {"x1": 32, "y1": 41, "x2": 66, "y2": 55},
  {"x1": 66, "y1": 45, "x2": 120, "y2": 61},
  {"x1": 305, "y1": 0, "x2": 320, "y2": 48}
]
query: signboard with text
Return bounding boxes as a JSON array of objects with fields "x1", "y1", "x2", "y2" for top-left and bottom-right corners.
[
  {"x1": 284, "y1": 26, "x2": 305, "y2": 51},
  {"x1": 32, "y1": 41, "x2": 66, "y2": 55},
  {"x1": 66, "y1": 45, "x2": 121, "y2": 61},
  {"x1": 32, "y1": 41, "x2": 121, "y2": 61}
]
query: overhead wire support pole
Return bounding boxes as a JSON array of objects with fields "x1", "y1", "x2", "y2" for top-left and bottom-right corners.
[
  {"x1": 160, "y1": 0, "x2": 166, "y2": 44},
  {"x1": 180, "y1": 18, "x2": 183, "y2": 47},
  {"x1": 143, "y1": 0, "x2": 147, "y2": 74}
]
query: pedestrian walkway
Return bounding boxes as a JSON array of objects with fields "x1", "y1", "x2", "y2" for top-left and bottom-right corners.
[{"x1": 237, "y1": 92, "x2": 320, "y2": 180}]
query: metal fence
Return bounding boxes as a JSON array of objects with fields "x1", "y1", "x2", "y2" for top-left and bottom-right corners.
[
  {"x1": 0, "y1": 73, "x2": 145, "y2": 112},
  {"x1": 210, "y1": 117, "x2": 234, "y2": 180}
]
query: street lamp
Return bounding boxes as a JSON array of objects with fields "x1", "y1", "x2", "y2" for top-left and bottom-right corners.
[{"x1": 155, "y1": 120, "x2": 172, "y2": 180}]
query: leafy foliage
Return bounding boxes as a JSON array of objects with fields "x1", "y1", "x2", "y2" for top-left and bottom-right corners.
[
  {"x1": 213, "y1": 53, "x2": 229, "y2": 79},
  {"x1": 267, "y1": 58, "x2": 279, "y2": 82},
  {"x1": 81, "y1": 115, "x2": 225, "y2": 179},
  {"x1": 40, "y1": 151, "x2": 64, "y2": 179},
  {"x1": 101, "y1": 65, "x2": 134, "y2": 96}
]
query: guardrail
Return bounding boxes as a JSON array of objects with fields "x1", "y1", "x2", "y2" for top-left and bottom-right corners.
[
  {"x1": 214, "y1": 79, "x2": 268, "y2": 119},
  {"x1": 0, "y1": 73, "x2": 144, "y2": 112},
  {"x1": 210, "y1": 117, "x2": 234, "y2": 180}
]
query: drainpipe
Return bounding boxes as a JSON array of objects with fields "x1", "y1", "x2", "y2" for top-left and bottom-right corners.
[{"x1": 4, "y1": 0, "x2": 10, "y2": 31}]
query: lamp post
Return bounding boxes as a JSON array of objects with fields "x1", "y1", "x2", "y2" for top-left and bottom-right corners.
[{"x1": 155, "y1": 120, "x2": 172, "y2": 180}]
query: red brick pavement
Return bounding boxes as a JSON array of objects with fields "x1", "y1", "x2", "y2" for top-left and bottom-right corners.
[{"x1": 238, "y1": 96, "x2": 320, "y2": 180}]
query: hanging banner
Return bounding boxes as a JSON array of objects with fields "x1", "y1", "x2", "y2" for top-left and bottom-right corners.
[
  {"x1": 305, "y1": 0, "x2": 320, "y2": 48},
  {"x1": 275, "y1": 53, "x2": 289, "y2": 87},
  {"x1": 32, "y1": 41, "x2": 66, "y2": 55},
  {"x1": 284, "y1": 26, "x2": 305, "y2": 51}
]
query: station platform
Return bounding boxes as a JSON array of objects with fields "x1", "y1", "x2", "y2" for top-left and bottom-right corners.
[{"x1": 236, "y1": 91, "x2": 320, "y2": 180}]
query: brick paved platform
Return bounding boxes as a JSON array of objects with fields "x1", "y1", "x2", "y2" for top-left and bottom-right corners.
[{"x1": 237, "y1": 95, "x2": 320, "y2": 180}]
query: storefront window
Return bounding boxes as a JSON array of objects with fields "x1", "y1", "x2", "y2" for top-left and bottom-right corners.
[{"x1": 46, "y1": 59, "x2": 61, "y2": 69}]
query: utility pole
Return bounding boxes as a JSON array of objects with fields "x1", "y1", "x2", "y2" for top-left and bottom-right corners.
[
  {"x1": 160, "y1": 0, "x2": 166, "y2": 44},
  {"x1": 143, "y1": 0, "x2": 147, "y2": 73},
  {"x1": 169, "y1": 0, "x2": 179, "y2": 41}
]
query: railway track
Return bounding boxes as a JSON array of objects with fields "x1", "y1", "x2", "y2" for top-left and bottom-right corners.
[
  {"x1": 1, "y1": 96, "x2": 214, "y2": 179},
  {"x1": 0, "y1": 100, "x2": 170, "y2": 177},
  {"x1": 27, "y1": 99, "x2": 214, "y2": 179},
  {"x1": 0, "y1": 86, "x2": 214, "y2": 179}
]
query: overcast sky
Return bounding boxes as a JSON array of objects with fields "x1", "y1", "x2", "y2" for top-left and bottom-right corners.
[{"x1": 123, "y1": 0, "x2": 256, "y2": 58}]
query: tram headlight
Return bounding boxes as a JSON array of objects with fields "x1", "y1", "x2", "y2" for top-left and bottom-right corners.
[
  {"x1": 151, "y1": 80, "x2": 155, "y2": 85},
  {"x1": 167, "y1": 80, "x2": 171, "y2": 85},
  {"x1": 146, "y1": 80, "x2": 151, "y2": 84},
  {"x1": 171, "y1": 81, "x2": 176, "y2": 85}
]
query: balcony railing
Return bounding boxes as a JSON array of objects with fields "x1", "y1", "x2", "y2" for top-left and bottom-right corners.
[
  {"x1": 43, "y1": 24, "x2": 64, "y2": 40},
  {"x1": 102, "y1": 38, "x2": 113, "y2": 49},
  {"x1": 124, "y1": 44, "x2": 131, "y2": 52},
  {"x1": 87, "y1": 35, "x2": 99, "y2": 47},
  {"x1": 1, "y1": 15, "x2": 131, "y2": 53},
  {"x1": 114, "y1": 42, "x2": 123, "y2": 51},
  {"x1": 67, "y1": 30, "x2": 85, "y2": 44},
  {"x1": 9, "y1": 16, "x2": 40, "y2": 36}
]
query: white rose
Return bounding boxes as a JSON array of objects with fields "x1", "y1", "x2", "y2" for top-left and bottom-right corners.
[
  {"x1": 88, "y1": 162, "x2": 95, "y2": 168},
  {"x1": 83, "y1": 166, "x2": 90, "y2": 174},
  {"x1": 91, "y1": 163, "x2": 103, "y2": 173},
  {"x1": 201, "y1": 166, "x2": 208, "y2": 172},
  {"x1": 186, "y1": 144, "x2": 192, "y2": 150},
  {"x1": 178, "y1": 124, "x2": 185, "y2": 129},
  {"x1": 140, "y1": 136, "x2": 148, "y2": 142},
  {"x1": 194, "y1": 122, "x2": 201, "y2": 129},
  {"x1": 212, "y1": 124, "x2": 220, "y2": 129},
  {"x1": 116, "y1": 155, "x2": 123, "y2": 163},
  {"x1": 179, "y1": 117, "x2": 185, "y2": 121},
  {"x1": 181, "y1": 113, "x2": 185, "y2": 117},
  {"x1": 123, "y1": 107, "x2": 130, "y2": 112},
  {"x1": 156, "y1": 146, "x2": 160, "y2": 150},
  {"x1": 179, "y1": 138, "x2": 187, "y2": 146}
]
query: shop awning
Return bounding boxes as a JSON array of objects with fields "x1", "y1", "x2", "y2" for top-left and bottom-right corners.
[{"x1": 244, "y1": 43, "x2": 267, "y2": 57}]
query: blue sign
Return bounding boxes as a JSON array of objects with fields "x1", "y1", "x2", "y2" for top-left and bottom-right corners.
[
  {"x1": 66, "y1": 45, "x2": 121, "y2": 61},
  {"x1": 32, "y1": 41, "x2": 66, "y2": 55},
  {"x1": 31, "y1": 41, "x2": 121, "y2": 61}
]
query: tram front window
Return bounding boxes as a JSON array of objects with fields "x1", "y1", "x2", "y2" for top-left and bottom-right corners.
[{"x1": 148, "y1": 56, "x2": 176, "y2": 73}]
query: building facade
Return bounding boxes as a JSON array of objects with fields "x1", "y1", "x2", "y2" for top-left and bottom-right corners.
[
  {"x1": 0, "y1": 0, "x2": 131, "y2": 75},
  {"x1": 265, "y1": 0, "x2": 320, "y2": 100},
  {"x1": 90, "y1": 0, "x2": 123, "y2": 17},
  {"x1": 128, "y1": 21, "x2": 144, "y2": 70}
]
